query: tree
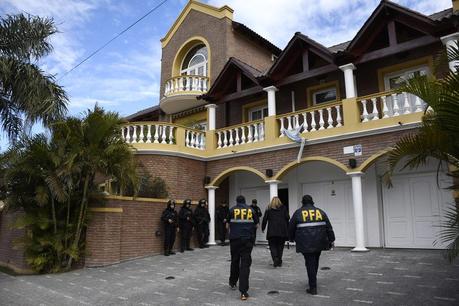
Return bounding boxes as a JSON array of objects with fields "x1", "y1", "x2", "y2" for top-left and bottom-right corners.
[
  {"x1": 1, "y1": 106, "x2": 138, "y2": 272},
  {"x1": 0, "y1": 13, "x2": 67, "y2": 140},
  {"x1": 385, "y1": 44, "x2": 459, "y2": 262}
]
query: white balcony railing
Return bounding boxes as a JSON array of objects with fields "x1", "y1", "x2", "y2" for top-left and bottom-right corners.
[
  {"x1": 185, "y1": 129, "x2": 206, "y2": 150},
  {"x1": 359, "y1": 91, "x2": 426, "y2": 122},
  {"x1": 216, "y1": 120, "x2": 264, "y2": 149},
  {"x1": 164, "y1": 75, "x2": 209, "y2": 97},
  {"x1": 277, "y1": 102, "x2": 343, "y2": 136},
  {"x1": 122, "y1": 123, "x2": 175, "y2": 144}
]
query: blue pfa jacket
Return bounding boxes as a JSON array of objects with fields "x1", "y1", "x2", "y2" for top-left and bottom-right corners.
[{"x1": 229, "y1": 202, "x2": 259, "y2": 240}]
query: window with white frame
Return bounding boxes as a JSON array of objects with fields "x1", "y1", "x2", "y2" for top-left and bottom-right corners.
[
  {"x1": 248, "y1": 105, "x2": 268, "y2": 121},
  {"x1": 384, "y1": 65, "x2": 428, "y2": 90},
  {"x1": 312, "y1": 86, "x2": 337, "y2": 105},
  {"x1": 181, "y1": 44, "x2": 208, "y2": 76}
]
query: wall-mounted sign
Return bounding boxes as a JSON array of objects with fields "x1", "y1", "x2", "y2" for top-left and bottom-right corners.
[{"x1": 354, "y1": 144, "x2": 363, "y2": 156}]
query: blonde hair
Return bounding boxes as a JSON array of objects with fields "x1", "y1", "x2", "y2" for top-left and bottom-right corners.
[{"x1": 269, "y1": 197, "x2": 283, "y2": 209}]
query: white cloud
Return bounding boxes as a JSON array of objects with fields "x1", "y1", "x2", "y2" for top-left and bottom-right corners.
[{"x1": 208, "y1": 0, "x2": 452, "y2": 48}]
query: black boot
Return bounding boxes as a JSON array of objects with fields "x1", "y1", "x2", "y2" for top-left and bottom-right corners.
[{"x1": 306, "y1": 288, "x2": 317, "y2": 295}]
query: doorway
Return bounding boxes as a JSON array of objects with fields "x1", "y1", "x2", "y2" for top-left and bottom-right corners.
[{"x1": 278, "y1": 188, "x2": 289, "y2": 212}]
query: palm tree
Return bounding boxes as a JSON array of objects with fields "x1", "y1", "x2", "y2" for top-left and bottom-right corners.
[
  {"x1": 385, "y1": 44, "x2": 459, "y2": 262},
  {"x1": 0, "y1": 13, "x2": 68, "y2": 140}
]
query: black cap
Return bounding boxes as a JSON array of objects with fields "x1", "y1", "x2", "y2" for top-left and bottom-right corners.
[
  {"x1": 236, "y1": 195, "x2": 246, "y2": 204},
  {"x1": 167, "y1": 199, "x2": 176, "y2": 207},
  {"x1": 199, "y1": 199, "x2": 207, "y2": 206},
  {"x1": 251, "y1": 199, "x2": 257, "y2": 204},
  {"x1": 302, "y1": 195, "x2": 314, "y2": 205},
  {"x1": 184, "y1": 199, "x2": 192, "y2": 205}
]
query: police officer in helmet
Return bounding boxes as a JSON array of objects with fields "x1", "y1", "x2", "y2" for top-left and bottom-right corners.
[
  {"x1": 228, "y1": 195, "x2": 259, "y2": 301},
  {"x1": 289, "y1": 195, "x2": 335, "y2": 295},
  {"x1": 161, "y1": 200, "x2": 178, "y2": 256},
  {"x1": 179, "y1": 199, "x2": 194, "y2": 252},
  {"x1": 194, "y1": 199, "x2": 210, "y2": 248}
]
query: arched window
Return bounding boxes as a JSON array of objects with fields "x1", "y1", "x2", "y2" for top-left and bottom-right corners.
[{"x1": 181, "y1": 44, "x2": 208, "y2": 76}]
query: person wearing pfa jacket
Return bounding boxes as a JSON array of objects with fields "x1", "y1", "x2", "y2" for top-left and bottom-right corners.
[
  {"x1": 194, "y1": 199, "x2": 210, "y2": 248},
  {"x1": 161, "y1": 199, "x2": 179, "y2": 256},
  {"x1": 216, "y1": 201, "x2": 230, "y2": 246},
  {"x1": 179, "y1": 199, "x2": 194, "y2": 252},
  {"x1": 261, "y1": 197, "x2": 289, "y2": 267},
  {"x1": 289, "y1": 195, "x2": 335, "y2": 295},
  {"x1": 228, "y1": 195, "x2": 259, "y2": 301},
  {"x1": 250, "y1": 199, "x2": 262, "y2": 245}
]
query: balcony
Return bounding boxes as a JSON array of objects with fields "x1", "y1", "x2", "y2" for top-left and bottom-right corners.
[
  {"x1": 124, "y1": 90, "x2": 426, "y2": 158},
  {"x1": 160, "y1": 75, "x2": 209, "y2": 114}
]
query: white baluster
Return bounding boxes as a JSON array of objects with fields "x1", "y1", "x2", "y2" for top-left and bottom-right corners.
[
  {"x1": 361, "y1": 100, "x2": 369, "y2": 122},
  {"x1": 217, "y1": 131, "x2": 222, "y2": 148},
  {"x1": 247, "y1": 125, "x2": 253, "y2": 143},
  {"x1": 403, "y1": 92, "x2": 411, "y2": 114},
  {"x1": 201, "y1": 132, "x2": 206, "y2": 149},
  {"x1": 382, "y1": 95, "x2": 390, "y2": 118},
  {"x1": 234, "y1": 128, "x2": 240, "y2": 145},
  {"x1": 154, "y1": 125, "x2": 159, "y2": 143},
  {"x1": 287, "y1": 116, "x2": 293, "y2": 131},
  {"x1": 125, "y1": 126, "x2": 131, "y2": 143},
  {"x1": 203, "y1": 78, "x2": 208, "y2": 91},
  {"x1": 371, "y1": 98, "x2": 379, "y2": 120},
  {"x1": 185, "y1": 130, "x2": 190, "y2": 147},
  {"x1": 241, "y1": 126, "x2": 246, "y2": 144},
  {"x1": 253, "y1": 123, "x2": 259, "y2": 142},
  {"x1": 318, "y1": 109, "x2": 325, "y2": 130},
  {"x1": 187, "y1": 77, "x2": 192, "y2": 91},
  {"x1": 302, "y1": 113, "x2": 308, "y2": 132},
  {"x1": 168, "y1": 126, "x2": 174, "y2": 144},
  {"x1": 121, "y1": 126, "x2": 126, "y2": 140},
  {"x1": 392, "y1": 94, "x2": 400, "y2": 116},
  {"x1": 228, "y1": 129, "x2": 234, "y2": 147},
  {"x1": 335, "y1": 106, "x2": 342, "y2": 127},
  {"x1": 414, "y1": 96, "x2": 423, "y2": 112},
  {"x1": 259, "y1": 123, "x2": 265, "y2": 140},
  {"x1": 161, "y1": 125, "x2": 167, "y2": 144},
  {"x1": 294, "y1": 114, "x2": 300, "y2": 129},
  {"x1": 279, "y1": 118, "x2": 285, "y2": 136},
  {"x1": 132, "y1": 125, "x2": 138, "y2": 143},
  {"x1": 145, "y1": 125, "x2": 151, "y2": 143},
  {"x1": 326, "y1": 107, "x2": 333, "y2": 129},
  {"x1": 138, "y1": 125, "x2": 144, "y2": 143},
  {"x1": 223, "y1": 130, "x2": 228, "y2": 147},
  {"x1": 310, "y1": 111, "x2": 317, "y2": 131}
]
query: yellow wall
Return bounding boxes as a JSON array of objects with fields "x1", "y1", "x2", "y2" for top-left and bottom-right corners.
[{"x1": 173, "y1": 111, "x2": 207, "y2": 127}]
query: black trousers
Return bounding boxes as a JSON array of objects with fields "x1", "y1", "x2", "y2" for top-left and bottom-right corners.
[
  {"x1": 303, "y1": 252, "x2": 321, "y2": 289},
  {"x1": 164, "y1": 225, "x2": 176, "y2": 253},
  {"x1": 229, "y1": 238, "x2": 253, "y2": 294},
  {"x1": 180, "y1": 224, "x2": 192, "y2": 251},
  {"x1": 196, "y1": 223, "x2": 209, "y2": 247},
  {"x1": 268, "y1": 237, "x2": 285, "y2": 266},
  {"x1": 216, "y1": 222, "x2": 227, "y2": 243}
]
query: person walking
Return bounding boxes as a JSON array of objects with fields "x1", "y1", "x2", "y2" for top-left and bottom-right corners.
[
  {"x1": 216, "y1": 201, "x2": 230, "y2": 246},
  {"x1": 194, "y1": 199, "x2": 210, "y2": 248},
  {"x1": 250, "y1": 199, "x2": 262, "y2": 245},
  {"x1": 261, "y1": 197, "x2": 289, "y2": 267},
  {"x1": 289, "y1": 195, "x2": 335, "y2": 295},
  {"x1": 161, "y1": 200, "x2": 178, "y2": 256},
  {"x1": 228, "y1": 195, "x2": 259, "y2": 301},
  {"x1": 179, "y1": 199, "x2": 194, "y2": 252}
]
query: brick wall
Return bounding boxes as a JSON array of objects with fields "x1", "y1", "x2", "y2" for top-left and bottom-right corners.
[
  {"x1": 85, "y1": 198, "x2": 200, "y2": 267},
  {"x1": 0, "y1": 211, "x2": 30, "y2": 273}
]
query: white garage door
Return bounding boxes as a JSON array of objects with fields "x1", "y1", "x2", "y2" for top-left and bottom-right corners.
[
  {"x1": 240, "y1": 187, "x2": 270, "y2": 242},
  {"x1": 382, "y1": 172, "x2": 452, "y2": 249},
  {"x1": 302, "y1": 180, "x2": 355, "y2": 247}
]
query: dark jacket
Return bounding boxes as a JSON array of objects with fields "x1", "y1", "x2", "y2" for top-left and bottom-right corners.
[
  {"x1": 161, "y1": 206, "x2": 178, "y2": 227},
  {"x1": 289, "y1": 204, "x2": 335, "y2": 253},
  {"x1": 229, "y1": 202, "x2": 259, "y2": 240},
  {"x1": 251, "y1": 204, "x2": 262, "y2": 219},
  {"x1": 179, "y1": 204, "x2": 193, "y2": 229},
  {"x1": 216, "y1": 205, "x2": 229, "y2": 224},
  {"x1": 261, "y1": 205, "x2": 289, "y2": 240},
  {"x1": 194, "y1": 204, "x2": 210, "y2": 225}
]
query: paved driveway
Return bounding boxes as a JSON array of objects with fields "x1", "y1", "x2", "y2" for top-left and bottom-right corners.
[{"x1": 1, "y1": 246, "x2": 458, "y2": 305}]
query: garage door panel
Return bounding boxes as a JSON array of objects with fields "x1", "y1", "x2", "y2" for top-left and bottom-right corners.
[
  {"x1": 387, "y1": 221, "x2": 409, "y2": 239},
  {"x1": 410, "y1": 179, "x2": 437, "y2": 217}
]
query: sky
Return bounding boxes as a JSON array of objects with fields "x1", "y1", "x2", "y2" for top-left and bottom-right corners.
[{"x1": 0, "y1": 0, "x2": 453, "y2": 142}]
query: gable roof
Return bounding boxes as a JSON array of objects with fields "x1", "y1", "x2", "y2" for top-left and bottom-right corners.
[
  {"x1": 232, "y1": 21, "x2": 282, "y2": 56},
  {"x1": 125, "y1": 105, "x2": 161, "y2": 121}
]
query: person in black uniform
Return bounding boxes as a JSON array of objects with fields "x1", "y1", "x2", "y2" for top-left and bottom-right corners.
[
  {"x1": 161, "y1": 200, "x2": 178, "y2": 256},
  {"x1": 250, "y1": 199, "x2": 262, "y2": 245},
  {"x1": 194, "y1": 199, "x2": 210, "y2": 248},
  {"x1": 228, "y1": 195, "x2": 259, "y2": 301},
  {"x1": 289, "y1": 195, "x2": 335, "y2": 295},
  {"x1": 261, "y1": 197, "x2": 289, "y2": 267},
  {"x1": 216, "y1": 201, "x2": 230, "y2": 246},
  {"x1": 179, "y1": 199, "x2": 194, "y2": 252}
]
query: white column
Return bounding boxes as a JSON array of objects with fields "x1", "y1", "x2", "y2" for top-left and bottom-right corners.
[
  {"x1": 266, "y1": 180, "x2": 280, "y2": 201},
  {"x1": 339, "y1": 63, "x2": 357, "y2": 98},
  {"x1": 348, "y1": 172, "x2": 369, "y2": 252},
  {"x1": 441, "y1": 33, "x2": 459, "y2": 71},
  {"x1": 206, "y1": 104, "x2": 217, "y2": 131},
  {"x1": 264, "y1": 86, "x2": 279, "y2": 116},
  {"x1": 206, "y1": 186, "x2": 218, "y2": 245}
]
